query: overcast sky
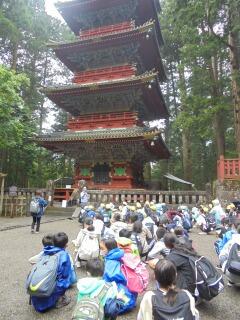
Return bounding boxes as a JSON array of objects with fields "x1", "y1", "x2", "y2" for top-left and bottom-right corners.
[{"x1": 45, "y1": 0, "x2": 63, "y2": 20}]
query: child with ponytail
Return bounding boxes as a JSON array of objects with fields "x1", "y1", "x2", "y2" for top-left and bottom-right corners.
[{"x1": 138, "y1": 259, "x2": 199, "y2": 320}]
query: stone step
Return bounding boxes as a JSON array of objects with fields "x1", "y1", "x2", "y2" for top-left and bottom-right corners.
[{"x1": 45, "y1": 206, "x2": 76, "y2": 217}]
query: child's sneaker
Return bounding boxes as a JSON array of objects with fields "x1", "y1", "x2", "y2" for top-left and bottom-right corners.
[
  {"x1": 227, "y1": 281, "x2": 233, "y2": 287},
  {"x1": 31, "y1": 229, "x2": 35, "y2": 233},
  {"x1": 56, "y1": 295, "x2": 71, "y2": 309}
]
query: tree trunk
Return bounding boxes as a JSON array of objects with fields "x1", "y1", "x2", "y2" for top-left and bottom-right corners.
[
  {"x1": 178, "y1": 65, "x2": 192, "y2": 183},
  {"x1": 208, "y1": 28, "x2": 225, "y2": 158},
  {"x1": 228, "y1": 31, "x2": 240, "y2": 156},
  {"x1": 11, "y1": 42, "x2": 18, "y2": 71},
  {"x1": 182, "y1": 129, "x2": 192, "y2": 183}
]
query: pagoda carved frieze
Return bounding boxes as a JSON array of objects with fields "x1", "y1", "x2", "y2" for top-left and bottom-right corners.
[
  {"x1": 60, "y1": 89, "x2": 143, "y2": 116},
  {"x1": 69, "y1": 0, "x2": 138, "y2": 31},
  {"x1": 67, "y1": 43, "x2": 140, "y2": 71},
  {"x1": 62, "y1": 140, "x2": 158, "y2": 163}
]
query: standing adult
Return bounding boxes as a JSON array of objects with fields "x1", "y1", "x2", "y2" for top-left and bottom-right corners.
[
  {"x1": 80, "y1": 187, "x2": 89, "y2": 208},
  {"x1": 30, "y1": 194, "x2": 48, "y2": 233}
]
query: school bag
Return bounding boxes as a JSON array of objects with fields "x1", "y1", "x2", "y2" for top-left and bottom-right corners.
[
  {"x1": 205, "y1": 214, "x2": 216, "y2": 231},
  {"x1": 183, "y1": 216, "x2": 192, "y2": 231},
  {"x1": 177, "y1": 252, "x2": 224, "y2": 301},
  {"x1": 103, "y1": 212, "x2": 110, "y2": 224},
  {"x1": 76, "y1": 231, "x2": 99, "y2": 261},
  {"x1": 145, "y1": 221, "x2": 155, "y2": 237},
  {"x1": 121, "y1": 253, "x2": 149, "y2": 293},
  {"x1": 224, "y1": 243, "x2": 240, "y2": 275},
  {"x1": 152, "y1": 289, "x2": 196, "y2": 320},
  {"x1": 72, "y1": 283, "x2": 111, "y2": 320},
  {"x1": 30, "y1": 198, "x2": 40, "y2": 215},
  {"x1": 130, "y1": 232, "x2": 143, "y2": 255},
  {"x1": 26, "y1": 253, "x2": 59, "y2": 297}
]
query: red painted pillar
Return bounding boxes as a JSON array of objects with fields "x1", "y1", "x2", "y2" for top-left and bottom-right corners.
[{"x1": 217, "y1": 155, "x2": 225, "y2": 182}]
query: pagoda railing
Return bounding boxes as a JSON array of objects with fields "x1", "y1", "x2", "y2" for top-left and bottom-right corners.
[
  {"x1": 217, "y1": 155, "x2": 240, "y2": 182},
  {"x1": 88, "y1": 190, "x2": 208, "y2": 205},
  {"x1": 68, "y1": 112, "x2": 139, "y2": 130},
  {"x1": 79, "y1": 21, "x2": 135, "y2": 40},
  {"x1": 73, "y1": 65, "x2": 136, "y2": 84}
]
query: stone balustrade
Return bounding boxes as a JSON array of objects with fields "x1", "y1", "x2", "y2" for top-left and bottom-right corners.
[{"x1": 88, "y1": 190, "x2": 208, "y2": 205}]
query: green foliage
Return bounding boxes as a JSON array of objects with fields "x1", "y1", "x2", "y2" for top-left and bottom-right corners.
[
  {"x1": 152, "y1": 0, "x2": 237, "y2": 189},
  {"x1": 0, "y1": 0, "x2": 72, "y2": 187}
]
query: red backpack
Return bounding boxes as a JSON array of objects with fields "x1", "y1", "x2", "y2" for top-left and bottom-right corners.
[{"x1": 121, "y1": 253, "x2": 149, "y2": 293}]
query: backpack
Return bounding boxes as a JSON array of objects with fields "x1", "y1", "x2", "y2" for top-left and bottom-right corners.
[
  {"x1": 130, "y1": 232, "x2": 143, "y2": 255},
  {"x1": 152, "y1": 289, "x2": 196, "y2": 320},
  {"x1": 137, "y1": 212, "x2": 144, "y2": 222},
  {"x1": 78, "y1": 209, "x2": 89, "y2": 224},
  {"x1": 26, "y1": 253, "x2": 59, "y2": 297},
  {"x1": 72, "y1": 283, "x2": 111, "y2": 320},
  {"x1": 225, "y1": 243, "x2": 240, "y2": 276},
  {"x1": 205, "y1": 215, "x2": 216, "y2": 231},
  {"x1": 177, "y1": 253, "x2": 224, "y2": 301},
  {"x1": 103, "y1": 212, "x2": 110, "y2": 224},
  {"x1": 30, "y1": 198, "x2": 40, "y2": 215},
  {"x1": 77, "y1": 231, "x2": 99, "y2": 261},
  {"x1": 183, "y1": 216, "x2": 192, "y2": 231},
  {"x1": 145, "y1": 222, "x2": 155, "y2": 237},
  {"x1": 86, "y1": 210, "x2": 95, "y2": 219},
  {"x1": 121, "y1": 254, "x2": 149, "y2": 293}
]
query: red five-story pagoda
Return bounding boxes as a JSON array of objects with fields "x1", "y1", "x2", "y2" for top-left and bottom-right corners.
[{"x1": 37, "y1": 0, "x2": 170, "y2": 190}]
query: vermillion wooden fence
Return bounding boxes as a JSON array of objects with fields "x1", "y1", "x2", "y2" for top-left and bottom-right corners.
[{"x1": 217, "y1": 155, "x2": 240, "y2": 182}]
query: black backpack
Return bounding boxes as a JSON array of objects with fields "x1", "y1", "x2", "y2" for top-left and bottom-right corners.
[
  {"x1": 152, "y1": 290, "x2": 196, "y2": 320},
  {"x1": 177, "y1": 253, "x2": 224, "y2": 301},
  {"x1": 225, "y1": 243, "x2": 240, "y2": 275},
  {"x1": 205, "y1": 214, "x2": 216, "y2": 231}
]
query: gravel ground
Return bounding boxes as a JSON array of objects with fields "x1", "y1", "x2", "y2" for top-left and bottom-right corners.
[{"x1": 0, "y1": 218, "x2": 239, "y2": 320}]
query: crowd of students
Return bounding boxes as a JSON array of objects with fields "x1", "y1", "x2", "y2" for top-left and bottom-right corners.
[{"x1": 26, "y1": 199, "x2": 240, "y2": 319}]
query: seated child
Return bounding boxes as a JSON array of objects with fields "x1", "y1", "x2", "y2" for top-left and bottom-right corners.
[
  {"x1": 29, "y1": 233, "x2": 54, "y2": 264},
  {"x1": 220, "y1": 225, "x2": 240, "y2": 286},
  {"x1": 72, "y1": 218, "x2": 99, "y2": 267},
  {"x1": 117, "y1": 229, "x2": 139, "y2": 256},
  {"x1": 28, "y1": 233, "x2": 76, "y2": 286},
  {"x1": 148, "y1": 227, "x2": 170, "y2": 260},
  {"x1": 76, "y1": 258, "x2": 118, "y2": 304},
  {"x1": 174, "y1": 226, "x2": 193, "y2": 250},
  {"x1": 137, "y1": 259, "x2": 199, "y2": 320},
  {"x1": 111, "y1": 213, "x2": 127, "y2": 238},
  {"x1": 93, "y1": 214, "x2": 104, "y2": 235},
  {"x1": 100, "y1": 238, "x2": 126, "y2": 285},
  {"x1": 31, "y1": 232, "x2": 72, "y2": 312},
  {"x1": 100, "y1": 238, "x2": 138, "y2": 315}
]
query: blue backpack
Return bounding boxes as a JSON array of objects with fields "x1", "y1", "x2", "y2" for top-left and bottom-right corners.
[
  {"x1": 183, "y1": 217, "x2": 192, "y2": 231},
  {"x1": 26, "y1": 253, "x2": 59, "y2": 297}
]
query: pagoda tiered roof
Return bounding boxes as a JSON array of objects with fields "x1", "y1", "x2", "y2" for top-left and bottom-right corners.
[
  {"x1": 56, "y1": 0, "x2": 164, "y2": 44},
  {"x1": 36, "y1": 126, "x2": 170, "y2": 162},
  {"x1": 42, "y1": 72, "x2": 169, "y2": 121},
  {"x1": 48, "y1": 21, "x2": 166, "y2": 81}
]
